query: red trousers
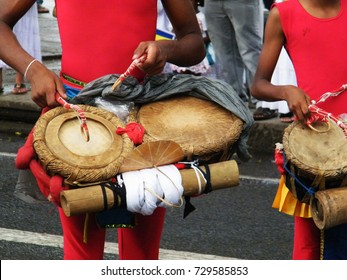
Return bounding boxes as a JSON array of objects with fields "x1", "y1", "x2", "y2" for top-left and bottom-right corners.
[
  {"x1": 293, "y1": 217, "x2": 320, "y2": 260},
  {"x1": 58, "y1": 207, "x2": 166, "y2": 260}
]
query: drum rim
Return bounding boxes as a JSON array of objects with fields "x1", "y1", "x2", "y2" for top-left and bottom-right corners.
[
  {"x1": 33, "y1": 105, "x2": 134, "y2": 185},
  {"x1": 283, "y1": 119, "x2": 347, "y2": 177}
]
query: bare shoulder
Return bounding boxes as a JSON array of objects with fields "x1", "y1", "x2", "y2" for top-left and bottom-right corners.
[{"x1": 265, "y1": 5, "x2": 284, "y2": 38}]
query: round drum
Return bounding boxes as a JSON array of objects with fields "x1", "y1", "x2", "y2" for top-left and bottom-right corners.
[
  {"x1": 282, "y1": 119, "x2": 347, "y2": 202},
  {"x1": 33, "y1": 105, "x2": 133, "y2": 186},
  {"x1": 137, "y1": 96, "x2": 244, "y2": 163}
]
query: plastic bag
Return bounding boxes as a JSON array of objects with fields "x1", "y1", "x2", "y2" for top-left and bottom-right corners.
[{"x1": 94, "y1": 97, "x2": 134, "y2": 123}]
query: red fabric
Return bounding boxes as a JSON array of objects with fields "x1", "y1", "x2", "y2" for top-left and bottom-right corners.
[
  {"x1": 16, "y1": 107, "x2": 50, "y2": 169},
  {"x1": 55, "y1": 0, "x2": 157, "y2": 83},
  {"x1": 275, "y1": 0, "x2": 347, "y2": 260},
  {"x1": 15, "y1": 129, "x2": 35, "y2": 169},
  {"x1": 18, "y1": 1, "x2": 167, "y2": 260},
  {"x1": 116, "y1": 122, "x2": 145, "y2": 145},
  {"x1": 174, "y1": 163, "x2": 187, "y2": 170},
  {"x1": 118, "y1": 208, "x2": 166, "y2": 260},
  {"x1": 16, "y1": 107, "x2": 65, "y2": 206},
  {"x1": 58, "y1": 208, "x2": 106, "y2": 260},
  {"x1": 275, "y1": 0, "x2": 347, "y2": 116},
  {"x1": 293, "y1": 217, "x2": 321, "y2": 260},
  {"x1": 274, "y1": 148, "x2": 285, "y2": 175},
  {"x1": 58, "y1": 208, "x2": 166, "y2": 260},
  {"x1": 28, "y1": 160, "x2": 51, "y2": 199}
]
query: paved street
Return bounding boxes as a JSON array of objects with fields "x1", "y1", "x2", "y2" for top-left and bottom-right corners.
[
  {"x1": 0, "y1": 131, "x2": 293, "y2": 260},
  {"x1": 0, "y1": 0, "x2": 294, "y2": 261}
]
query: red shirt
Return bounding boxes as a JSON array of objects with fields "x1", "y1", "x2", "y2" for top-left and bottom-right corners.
[
  {"x1": 56, "y1": 0, "x2": 157, "y2": 83},
  {"x1": 275, "y1": 0, "x2": 347, "y2": 115}
]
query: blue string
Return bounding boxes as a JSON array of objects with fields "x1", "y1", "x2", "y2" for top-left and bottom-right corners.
[{"x1": 282, "y1": 151, "x2": 316, "y2": 196}]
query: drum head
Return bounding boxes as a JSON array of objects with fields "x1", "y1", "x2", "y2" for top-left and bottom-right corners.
[
  {"x1": 137, "y1": 95, "x2": 244, "y2": 162},
  {"x1": 33, "y1": 105, "x2": 133, "y2": 185},
  {"x1": 283, "y1": 120, "x2": 347, "y2": 178}
]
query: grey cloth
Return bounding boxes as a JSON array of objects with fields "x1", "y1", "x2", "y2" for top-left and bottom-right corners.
[{"x1": 71, "y1": 73, "x2": 254, "y2": 161}]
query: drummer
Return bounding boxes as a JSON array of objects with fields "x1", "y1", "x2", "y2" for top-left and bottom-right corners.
[
  {"x1": 251, "y1": 0, "x2": 347, "y2": 259},
  {"x1": 0, "y1": 0, "x2": 205, "y2": 260}
]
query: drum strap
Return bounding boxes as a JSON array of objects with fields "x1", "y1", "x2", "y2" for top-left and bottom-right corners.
[
  {"x1": 311, "y1": 172, "x2": 326, "y2": 191},
  {"x1": 100, "y1": 178, "x2": 127, "y2": 211},
  {"x1": 283, "y1": 152, "x2": 316, "y2": 197},
  {"x1": 196, "y1": 164, "x2": 212, "y2": 194},
  {"x1": 183, "y1": 162, "x2": 212, "y2": 219}
]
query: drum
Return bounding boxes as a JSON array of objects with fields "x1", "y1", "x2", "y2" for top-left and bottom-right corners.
[
  {"x1": 136, "y1": 95, "x2": 244, "y2": 163},
  {"x1": 282, "y1": 119, "x2": 347, "y2": 203},
  {"x1": 60, "y1": 160, "x2": 240, "y2": 216},
  {"x1": 310, "y1": 187, "x2": 347, "y2": 229},
  {"x1": 33, "y1": 105, "x2": 134, "y2": 186}
]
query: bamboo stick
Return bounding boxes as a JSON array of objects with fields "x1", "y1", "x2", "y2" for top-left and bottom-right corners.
[{"x1": 60, "y1": 160, "x2": 239, "y2": 216}]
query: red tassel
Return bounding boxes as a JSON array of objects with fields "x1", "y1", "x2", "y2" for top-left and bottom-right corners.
[
  {"x1": 274, "y1": 143, "x2": 285, "y2": 175},
  {"x1": 50, "y1": 175, "x2": 65, "y2": 207},
  {"x1": 116, "y1": 122, "x2": 145, "y2": 145}
]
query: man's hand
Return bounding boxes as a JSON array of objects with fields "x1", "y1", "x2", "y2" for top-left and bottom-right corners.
[{"x1": 25, "y1": 61, "x2": 67, "y2": 108}]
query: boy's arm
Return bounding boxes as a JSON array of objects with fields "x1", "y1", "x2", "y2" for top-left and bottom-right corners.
[{"x1": 251, "y1": 6, "x2": 311, "y2": 121}]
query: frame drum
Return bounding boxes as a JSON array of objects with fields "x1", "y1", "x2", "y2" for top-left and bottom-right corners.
[{"x1": 33, "y1": 105, "x2": 133, "y2": 185}]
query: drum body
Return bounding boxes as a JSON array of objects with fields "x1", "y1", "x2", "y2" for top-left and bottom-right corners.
[
  {"x1": 33, "y1": 105, "x2": 133, "y2": 186},
  {"x1": 136, "y1": 95, "x2": 244, "y2": 163},
  {"x1": 282, "y1": 120, "x2": 347, "y2": 203}
]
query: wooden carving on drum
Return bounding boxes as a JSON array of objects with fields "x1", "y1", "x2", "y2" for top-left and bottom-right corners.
[
  {"x1": 33, "y1": 105, "x2": 133, "y2": 186},
  {"x1": 282, "y1": 119, "x2": 347, "y2": 203},
  {"x1": 136, "y1": 95, "x2": 244, "y2": 163}
]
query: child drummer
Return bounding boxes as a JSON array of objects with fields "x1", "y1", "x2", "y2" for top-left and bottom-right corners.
[{"x1": 251, "y1": 0, "x2": 347, "y2": 259}]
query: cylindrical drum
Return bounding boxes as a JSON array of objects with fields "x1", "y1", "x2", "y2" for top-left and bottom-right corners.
[
  {"x1": 310, "y1": 187, "x2": 347, "y2": 229},
  {"x1": 60, "y1": 160, "x2": 239, "y2": 216}
]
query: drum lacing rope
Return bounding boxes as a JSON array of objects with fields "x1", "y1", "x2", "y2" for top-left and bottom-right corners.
[
  {"x1": 308, "y1": 84, "x2": 347, "y2": 136},
  {"x1": 178, "y1": 160, "x2": 213, "y2": 218},
  {"x1": 178, "y1": 160, "x2": 212, "y2": 194},
  {"x1": 55, "y1": 93, "x2": 90, "y2": 142},
  {"x1": 282, "y1": 151, "x2": 316, "y2": 197}
]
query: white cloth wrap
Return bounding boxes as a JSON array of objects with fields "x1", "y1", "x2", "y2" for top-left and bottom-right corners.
[{"x1": 120, "y1": 165, "x2": 183, "y2": 215}]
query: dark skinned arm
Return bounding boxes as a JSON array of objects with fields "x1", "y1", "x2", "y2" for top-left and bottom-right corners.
[{"x1": 250, "y1": 7, "x2": 311, "y2": 121}]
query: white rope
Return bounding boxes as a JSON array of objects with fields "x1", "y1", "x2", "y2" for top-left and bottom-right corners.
[
  {"x1": 118, "y1": 165, "x2": 183, "y2": 216},
  {"x1": 179, "y1": 161, "x2": 207, "y2": 194},
  {"x1": 314, "y1": 83, "x2": 347, "y2": 105}
]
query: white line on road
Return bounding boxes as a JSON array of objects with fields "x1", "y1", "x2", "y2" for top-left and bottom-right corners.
[
  {"x1": 0, "y1": 227, "x2": 236, "y2": 260},
  {"x1": 0, "y1": 152, "x2": 17, "y2": 158}
]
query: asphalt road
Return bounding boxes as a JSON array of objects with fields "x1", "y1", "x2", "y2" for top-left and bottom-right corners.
[{"x1": 0, "y1": 130, "x2": 294, "y2": 260}]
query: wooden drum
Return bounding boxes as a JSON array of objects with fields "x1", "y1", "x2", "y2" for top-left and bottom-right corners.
[
  {"x1": 282, "y1": 119, "x2": 347, "y2": 203},
  {"x1": 33, "y1": 105, "x2": 133, "y2": 186}
]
